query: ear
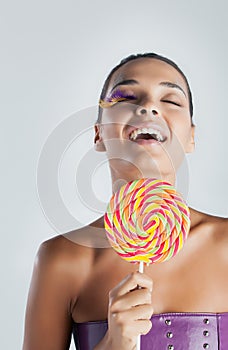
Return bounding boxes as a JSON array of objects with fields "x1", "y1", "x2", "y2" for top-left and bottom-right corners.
[
  {"x1": 94, "y1": 124, "x2": 106, "y2": 152},
  {"x1": 186, "y1": 125, "x2": 195, "y2": 153}
]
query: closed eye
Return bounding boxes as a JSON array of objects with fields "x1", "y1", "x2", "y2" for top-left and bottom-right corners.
[
  {"x1": 99, "y1": 92, "x2": 137, "y2": 108},
  {"x1": 110, "y1": 95, "x2": 136, "y2": 103},
  {"x1": 162, "y1": 100, "x2": 181, "y2": 107}
]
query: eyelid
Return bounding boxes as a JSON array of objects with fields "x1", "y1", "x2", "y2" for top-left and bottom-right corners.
[
  {"x1": 111, "y1": 96, "x2": 136, "y2": 103},
  {"x1": 99, "y1": 89, "x2": 137, "y2": 108},
  {"x1": 107, "y1": 89, "x2": 137, "y2": 104},
  {"x1": 161, "y1": 92, "x2": 183, "y2": 106},
  {"x1": 109, "y1": 88, "x2": 136, "y2": 99},
  {"x1": 161, "y1": 99, "x2": 182, "y2": 106}
]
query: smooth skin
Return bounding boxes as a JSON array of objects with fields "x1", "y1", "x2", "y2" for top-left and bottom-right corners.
[{"x1": 22, "y1": 58, "x2": 228, "y2": 350}]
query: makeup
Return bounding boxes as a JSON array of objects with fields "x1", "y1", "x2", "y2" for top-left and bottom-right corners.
[{"x1": 99, "y1": 89, "x2": 136, "y2": 108}]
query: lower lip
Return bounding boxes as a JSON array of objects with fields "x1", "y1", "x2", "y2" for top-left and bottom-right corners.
[{"x1": 131, "y1": 139, "x2": 164, "y2": 145}]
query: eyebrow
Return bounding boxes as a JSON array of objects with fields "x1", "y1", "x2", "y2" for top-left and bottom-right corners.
[
  {"x1": 159, "y1": 81, "x2": 186, "y2": 97},
  {"x1": 110, "y1": 79, "x2": 138, "y2": 92},
  {"x1": 110, "y1": 79, "x2": 186, "y2": 97}
]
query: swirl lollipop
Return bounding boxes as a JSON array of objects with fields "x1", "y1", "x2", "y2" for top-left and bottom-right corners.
[
  {"x1": 104, "y1": 178, "x2": 191, "y2": 349},
  {"x1": 104, "y1": 178, "x2": 190, "y2": 265}
]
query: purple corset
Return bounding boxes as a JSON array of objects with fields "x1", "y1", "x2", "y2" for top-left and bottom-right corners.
[{"x1": 72, "y1": 312, "x2": 228, "y2": 350}]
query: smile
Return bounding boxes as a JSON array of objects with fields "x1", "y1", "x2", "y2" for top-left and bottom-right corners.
[{"x1": 129, "y1": 127, "x2": 167, "y2": 143}]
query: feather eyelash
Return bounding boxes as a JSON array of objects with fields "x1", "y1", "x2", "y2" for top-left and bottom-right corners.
[{"x1": 99, "y1": 90, "x2": 136, "y2": 108}]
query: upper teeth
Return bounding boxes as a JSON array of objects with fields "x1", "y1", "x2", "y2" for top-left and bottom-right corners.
[{"x1": 129, "y1": 128, "x2": 164, "y2": 142}]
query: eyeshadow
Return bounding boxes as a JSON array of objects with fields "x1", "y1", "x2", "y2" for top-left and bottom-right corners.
[{"x1": 99, "y1": 89, "x2": 136, "y2": 108}]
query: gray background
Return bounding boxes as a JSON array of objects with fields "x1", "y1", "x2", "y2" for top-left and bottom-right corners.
[{"x1": 0, "y1": 0, "x2": 227, "y2": 349}]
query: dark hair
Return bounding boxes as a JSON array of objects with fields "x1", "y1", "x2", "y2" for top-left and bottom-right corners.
[{"x1": 97, "y1": 53, "x2": 194, "y2": 126}]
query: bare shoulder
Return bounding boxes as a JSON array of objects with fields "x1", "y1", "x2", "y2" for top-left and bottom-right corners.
[
  {"x1": 189, "y1": 207, "x2": 228, "y2": 258},
  {"x1": 23, "y1": 227, "x2": 99, "y2": 350},
  {"x1": 35, "y1": 220, "x2": 108, "y2": 290},
  {"x1": 36, "y1": 229, "x2": 96, "y2": 284},
  {"x1": 200, "y1": 211, "x2": 228, "y2": 262},
  {"x1": 38, "y1": 231, "x2": 93, "y2": 264},
  {"x1": 190, "y1": 206, "x2": 227, "y2": 235},
  {"x1": 203, "y1": 212, "x2": 228, "y2": 238},
  {"x1": 209, "y1": 214, "x2": 228, "y2": 251}
]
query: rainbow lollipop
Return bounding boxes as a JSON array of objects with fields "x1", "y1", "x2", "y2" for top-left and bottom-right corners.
[
  {"x1": 104, "y1": 178, "x2": 191, "y2": 349},
  {"x1": 104, "y1": 178, "x2": 190, "y2": 265}
]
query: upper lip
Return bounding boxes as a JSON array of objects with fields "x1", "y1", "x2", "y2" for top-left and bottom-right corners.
[{"x1": 126, "y1": 122, "x2": 169, "y2": 142}]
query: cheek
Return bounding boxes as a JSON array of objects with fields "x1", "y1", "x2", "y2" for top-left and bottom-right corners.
[
  {"x1": 100, "y1": 121, "x2": 125, "y2": 148},
  {"x1": 171, "y1": 125, "x2": 192, "y2": 154},
  {"x1": 168, "y1": 113, "x2": 192, "y2": 141},
  {"x1": 101, "y1": 109, "x2": 131, "y2": 140},
  {"x1": 102, "y1": 126, "x2": 120, "y2": 142},
  {"x1": 102, "y1": 104, "x2": 133, "y2": 124}
]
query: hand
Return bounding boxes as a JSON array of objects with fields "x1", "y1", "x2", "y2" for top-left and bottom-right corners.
[{"x1": 107, "y1": 271, "x2": 153, "y2": 350}]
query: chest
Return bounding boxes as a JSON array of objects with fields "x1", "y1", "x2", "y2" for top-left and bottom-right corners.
[{"x1": 72, "y1": 241, "x2": 228, "y2": 322}]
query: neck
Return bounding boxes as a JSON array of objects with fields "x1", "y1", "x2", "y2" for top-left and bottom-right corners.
[{"x1": 110, "y1": 168, "x2": 176, "y2": 194}]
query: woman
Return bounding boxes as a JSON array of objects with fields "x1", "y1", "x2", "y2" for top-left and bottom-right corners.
[{"x1": 22, "y1": 53, "x2": 228, "y2": 350}]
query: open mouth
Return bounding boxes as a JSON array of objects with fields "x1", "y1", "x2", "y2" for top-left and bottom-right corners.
[{"x1": 129, "y1": 127, "x2": 167, "y2": 143}]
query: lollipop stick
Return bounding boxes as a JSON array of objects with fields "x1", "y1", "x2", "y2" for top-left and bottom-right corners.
[
  {"x1": 136, "y1": 261, "x2": 144, "y2": 350},
  {"x1": 138, "y1": 261, "x2": 144, "y2": 273}
]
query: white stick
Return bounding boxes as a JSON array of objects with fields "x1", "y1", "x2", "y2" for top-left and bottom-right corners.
[
  {"x1": 136, "y1": 261, "x2": 144, "y2": 350},
  {"x1": 138, "y1": 261, "x2": 144, "y2": 274}
]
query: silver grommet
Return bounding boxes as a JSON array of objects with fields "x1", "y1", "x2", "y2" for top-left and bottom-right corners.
[
  {"x1": 203, "y1": 318, "x2": 210, "y2": 324},
  {"x1": 203, "y1": 344, "x2": 209, "y2": 349},
  {"x1": 168, "y1": 345, "x2": 174, "y2": 350},
  {"x1": 203, "y1": 330, "x2": 209, "y2": 337},
  {"x1": 166, "y1": 332, "x2": 173, "y2": 338},
  {"x1": 165, "y1": 319, "x2": 172, "y2": 326}
]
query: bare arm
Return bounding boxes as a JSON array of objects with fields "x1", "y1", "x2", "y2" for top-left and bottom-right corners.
[{"x1": 22, "y1": 238, "x2": 82, "y2": 350}]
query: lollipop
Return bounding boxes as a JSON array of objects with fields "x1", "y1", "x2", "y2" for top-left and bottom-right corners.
[
  {"x1": 104, "y1": 178, "x2": 190, "y2": 265},
  {"x1": 104, "y1": 178, "x2": 191, "y2": 349}
]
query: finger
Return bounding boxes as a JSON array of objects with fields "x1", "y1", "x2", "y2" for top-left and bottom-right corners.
[
  {"x1": 135, "y1": 319, "x2": 153, "y2": 335},
  {"x1": 111, "y1": 304, "x2": 153, "y2": 322},
  {"x1": 110, "y1": 288, "x2": 152, "y2": 313},
  {"x1": 110, "y1": 271, "x2": 153, "y2": 298},
  {"x1": 120, "y1": 319, "x2": 153, "y2": 338}
]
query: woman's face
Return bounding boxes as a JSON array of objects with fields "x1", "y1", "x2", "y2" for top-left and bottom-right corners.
[{"x1": 95, "y1": 58, "x2": 195, "y2": 184}]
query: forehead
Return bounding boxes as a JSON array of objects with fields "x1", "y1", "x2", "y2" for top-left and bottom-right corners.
[{"x1": 107, "y1": 58, "x2": 188, "y2": 95}]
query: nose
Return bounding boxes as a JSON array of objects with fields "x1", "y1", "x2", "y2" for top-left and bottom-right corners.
[{"x1": 135, "y1": 103, "x2": 159, "y2": 117}]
